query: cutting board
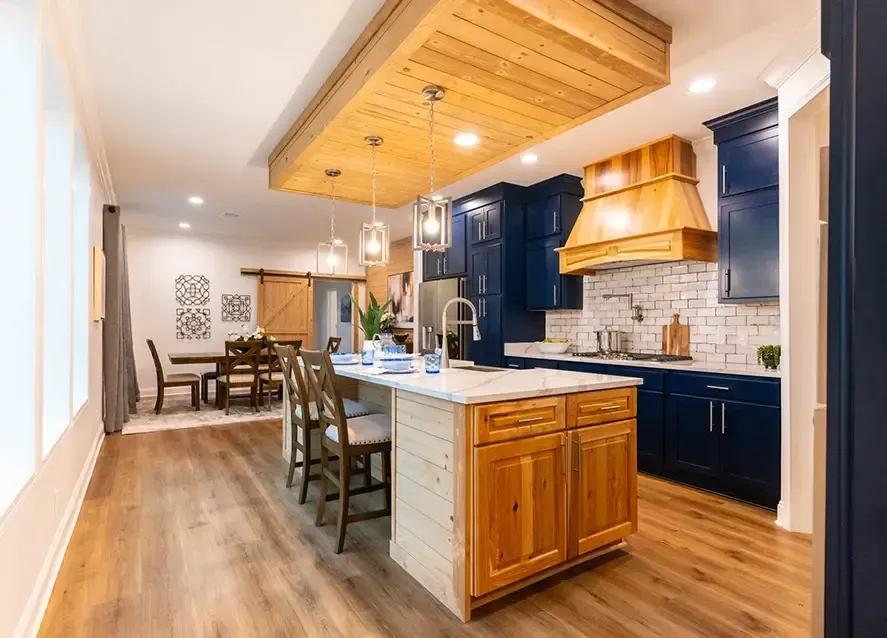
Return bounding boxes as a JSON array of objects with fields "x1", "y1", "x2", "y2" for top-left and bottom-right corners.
[{"x1": 662, "y1": 314, "x2": 690, "y2": 356}]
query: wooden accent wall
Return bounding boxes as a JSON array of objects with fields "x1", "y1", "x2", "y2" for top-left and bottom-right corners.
[
  {"x1": 366, "y1": 235, "x2": 414, "y2": 304},
  {"x1": 269, "y1": 0, "x2": 672, "y2": 207}
]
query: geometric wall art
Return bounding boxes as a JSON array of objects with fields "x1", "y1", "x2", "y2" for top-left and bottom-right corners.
[
  {"x1": 176, "y1": 308, "x2": 211, "y2": 340},
  {"x1": 175, "y1": 273, "x2": 210, "y2": 306},
  {"x1": 221, "y1": 294, "x2": 251, "y2": 322}
]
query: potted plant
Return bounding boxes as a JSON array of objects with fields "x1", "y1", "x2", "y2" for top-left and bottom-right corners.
[
  {"x1": 352, "y1": 292, "x2": 392, "y2": 340},
  {"x1": 757, "y1": 345, "x2": 781, "y2": 369}
]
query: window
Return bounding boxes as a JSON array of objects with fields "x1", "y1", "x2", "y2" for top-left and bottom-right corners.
[
  {"x1": 0, "y1": 0, "x2": 94, "y2": 512},
  {"x1": 0, "y1": 0, "x2": 38, "y2": 514}
]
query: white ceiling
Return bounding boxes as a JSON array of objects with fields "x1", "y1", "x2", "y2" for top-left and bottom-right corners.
[{"x1": 75, "y1": 0, "x2": 817, "y2": 243}]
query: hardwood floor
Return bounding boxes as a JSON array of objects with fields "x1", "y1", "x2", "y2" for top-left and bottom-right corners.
[{"x1": 38, "y1": 420, "x2": 811, "y2": 637}]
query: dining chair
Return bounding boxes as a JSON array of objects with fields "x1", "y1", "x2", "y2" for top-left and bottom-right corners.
[
  {"x1": 200, "y1": 369, "x2": 218, "y2": 404},
  {"x1": 300, "y1": 348, "x2": 391, "y2": 553},
  {"x1": 275, "y1": 344, "x2": 371, "y2": 504},
  {"x1": 217, "y1": 339, "x2": 263, "y2": 415},
  {"x1": 146, "y1": 339, "x2": 200, "y2": 415},
  {"x1": 326, "y1": 336, "x2": 343, "y2": 353},
  {"x1": 259, "y1": 339, "x2": 302, "y2": 410}
]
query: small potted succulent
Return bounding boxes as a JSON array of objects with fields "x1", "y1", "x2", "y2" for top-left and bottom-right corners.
[{"x1": 757, "y1": 345, "x2": 781, "y2": 370}]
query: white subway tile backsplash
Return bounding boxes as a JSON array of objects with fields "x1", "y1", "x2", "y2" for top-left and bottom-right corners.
[{"x1": 545, "y1": 259, "x2": 781, "y2": 364}]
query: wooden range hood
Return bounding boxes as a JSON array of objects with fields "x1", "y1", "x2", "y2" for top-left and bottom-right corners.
[
  {"x1": 268, "y1": 0, "x2": 672, "y2": 207},
  {"x1": 558, "y1": 134, "x2": 718, "y2": 274}
]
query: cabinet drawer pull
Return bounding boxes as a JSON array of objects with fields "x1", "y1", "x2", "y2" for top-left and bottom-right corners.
[
  {"x1": 508, "y1": 363, "x2": 521, "y2": 368},
  {"x1": 517, "y1": 415, "x2": 544, "y2": 424},
  {"x1": 706, "y1": 385, "x2": 730, "y2": 391},
  {"x1": 722, "y1": 165, "x2": 727, "y2": 194},
  {"x1": 599, "y1": 405, "x2": 621, "y2": 411}
]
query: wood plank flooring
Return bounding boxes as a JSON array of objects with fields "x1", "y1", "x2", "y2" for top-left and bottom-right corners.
[{"x1": 38, "y1": 420, "x2": 811, "y2": 637}]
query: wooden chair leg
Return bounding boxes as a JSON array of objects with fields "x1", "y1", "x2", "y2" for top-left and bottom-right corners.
[
  {"x1": 286, "y1": 434, "x2": 299, "y2": 489},
  {"x1": 154, "y1": 385, "x2": 164, "y2": 415},
  {"x1": 363, "y1": 453, "x2": 372, "y2": 486},
  {"x1": 298, "y1": 425, "x2": 312, "y2": 504},
  {"x1": 193, "y1": 384, "x2": 200, "y2": 411},
  {"x1": 335, "y1": 454, "x2": 352, "y2": 554},
  {"x1": 225, "y1": 384, "x2": 230, "y2": 416},
  {"x1": 315, "y1": 446, "x2": 329, "y2": 527},
  {"x1": 253, "y1": 385, "x2": 259, "y2": 413},
  {"x1": 382, "y1": 450, "x2": 391, "y2": 513},
  {"x1": 267, "y1": 382, "x2": 272, "y2": 412}
]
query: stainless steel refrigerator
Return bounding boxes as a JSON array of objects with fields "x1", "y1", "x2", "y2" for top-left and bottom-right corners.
[{"x1": 418, "y1": 277, "x2": 467, "y2": 359}]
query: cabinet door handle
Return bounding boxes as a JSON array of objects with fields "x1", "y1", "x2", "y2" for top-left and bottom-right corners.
[
  {"x1": 481, "y1": 218, "x2": 487, "y2": 240},
  {"x1": 723, "y1": 268, "x2": 731, "y2": 296},
  {"x1": 600, "y1": 405, "x2": 621, "y2": 411},
  {"x1": 517, "y1": 415, "x2": 544, "y2": 423},
  {"x1": 442, "y1": 256, "x2": 447, "y2": 274},
  {"x1": 721, "y1": 403, "x2": 726, "y2": 434},
  {"x1": 722, "y1": 165, "x2": 727, "y2": 195},
  {"x1": 553, "y1": 210, "x2": 559, "y2": 233},
  {"x1": 477, "y1": 275, "x2": 482, "y2": 293},
  {"x1": 437, "y1": 258, "x2": 442, "y2": 275},
  {"x1": 709, "y1": 401, "x2": 714, "y2": 433},
  {"x1": 482, "y1": 274, "x2": 487, "y2": 294},
  {"x1": 706, "y1": 385, "x2": 730, "y2": 391},
  {"x1": 561, "y1": 437, "x2": 567, "y2": 476},
  {"x1": 575, "y1": 434, "x2": 582, "y2": 473},
  {"x1": 482, "y1": 298, "x2": 486, "y2": 318},
  {"x1": 553, "y1": 284, "x2": 557, "y2": 306}
]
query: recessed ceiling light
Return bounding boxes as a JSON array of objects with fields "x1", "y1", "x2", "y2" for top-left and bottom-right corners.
[
  {"x1": 521, "y1": 153, "x2": 538, "y2": 165},
  {"x1": 188, "y1": 195, "x2": 204, "y2": 205},
  {"x1": 454, "y1": 132, "x2": 479, "y2": 147},
  {"x1": 178, "y1": 222, "x2": 191, "y2": 229},
  {"x1": 431, "y1": 194, "x2": 443, "y2": 201},
  {"x1": 689, "y1": 77, "x2": 716, "y2": 94}
]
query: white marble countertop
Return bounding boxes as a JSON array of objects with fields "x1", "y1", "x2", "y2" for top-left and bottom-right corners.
[
  {"x1": 332, "y1": 360, "x2": 642, "y2": 404},
  {"x1": 504, "y1": 343, "x2": 781, "y2": 379}
]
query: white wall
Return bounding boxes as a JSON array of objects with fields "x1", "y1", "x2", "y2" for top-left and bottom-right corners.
[
  {"x1": 693, "y1": 136, "x2": 719, "y2": 230},
  {"x1": 1, "y1": 169, "x2": 104, "y2": 638},
  {"x1": 126, "y1": 229, "x2": 362, "y2": 395}
]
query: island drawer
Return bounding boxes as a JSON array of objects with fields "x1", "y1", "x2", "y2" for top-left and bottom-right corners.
[
  {"x1": 566, "y1": 388, "x2": 636, "y2": 428},
  {"x1": 474, "y1": 396, "x2": 565, "y2": 445}
]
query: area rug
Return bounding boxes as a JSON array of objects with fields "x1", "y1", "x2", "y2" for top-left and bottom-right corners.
[{"x1": 122, "y1": 392, "x2": 283, "y2": 435}]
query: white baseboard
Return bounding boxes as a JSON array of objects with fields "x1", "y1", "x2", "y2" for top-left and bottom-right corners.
[{"x1": 15, "y1": 426, "x2": 105, "y2": 638}]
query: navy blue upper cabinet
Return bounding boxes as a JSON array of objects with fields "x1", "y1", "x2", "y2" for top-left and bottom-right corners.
[
  {"x1": 469, "y1": 294, "x2": 502, "y2": 367},
  {"x1": 526, "y1": 194, "x2": 560, "y2": 239},
  {"x1": 468, "y1": 202, "x2": 501, "y2": 245},
  {"x1": 526, "y1": 237, "x2": 561, "y2": 310},
  {"x1": 524, "y1": 175, "x2": 584, "y2": 311},
  {"x1": 469, "y1": 242, "x2": 501, "y2": 296},
  {"x1": 719, "y1": 189, "x2": 780, "y2": 301},
  {"x1": 704, "y1": 98, "x2": 780, "y2": 303},
  {"x1": 719, "y1": 129, "x2": 779, "y2": 197}
]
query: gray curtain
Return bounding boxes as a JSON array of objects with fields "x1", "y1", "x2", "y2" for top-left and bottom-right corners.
[{"x1": 103, "y1": 206, "x2": 139, "y2": 433}]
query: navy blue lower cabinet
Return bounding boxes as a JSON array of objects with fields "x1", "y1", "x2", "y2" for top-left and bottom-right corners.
[
  {"x1": 637, "y1": 390, "x2": 665, "y2": 474},
  {"x1": 665, "y1": 394, "x2": 721, "y2": 479},
  {"x1": 529, "y1": 358, "x2": 559, "y2": 370},
  {"x1": 718, "y1": 399, "x2": 781, "y2": 508},
  {"x1": 503, "y1": 357, "x2": 525, "y2": 369}
]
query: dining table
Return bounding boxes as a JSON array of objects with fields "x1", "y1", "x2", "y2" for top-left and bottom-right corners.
[{"x1": 168, "y1": 351, "x2": 277, "y2": 407}]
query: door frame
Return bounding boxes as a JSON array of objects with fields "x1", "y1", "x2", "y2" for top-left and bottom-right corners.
[{"x1": 823, "y1": 0, "x2": 887, "y2": 633}]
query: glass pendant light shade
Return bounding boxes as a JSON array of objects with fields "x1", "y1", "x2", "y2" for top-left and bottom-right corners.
[
  {"x1": 413, "y1": 194, "x2": 452, "y2": 251},
  {"x1": 316, "y1": 168, "x2": 348, "y2": 274},
  {"x1": 358, "y1": 136, "x2": 390, "y2": 266},
  {"x1": 359, "y1": 222, "x2": 389, "y2": 264},
  {"x1": 413, "y1": 85, "x2": 453, "y2": 252},
  {"x1": 316, "y1": 240, "x2": 348, "y2": 274}
]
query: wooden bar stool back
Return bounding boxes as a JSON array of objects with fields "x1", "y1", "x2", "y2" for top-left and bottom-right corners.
[
  {"x1": 260, "y1": 339, "x2": 302, "y2": 410},
  {"x1": 299, "y1": 348, "x2": 392, "y2": 553},
  {"x1": 275, "y1": 343, "x2": 320, "y2": 504},
  {"x1": 217, "y1": 339, "x2": 263, "y2": 414},
  {"x1": 326, "y1": 336, "x2": 343, "y2": 353}
]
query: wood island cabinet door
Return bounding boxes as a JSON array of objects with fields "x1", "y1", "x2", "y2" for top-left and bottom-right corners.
[
  {"x1": 570, "y1": 420, "x2": 637, "y2": 557},
  {"x1": 473, "y1": 432, "x2": 567, "y2": 596}
]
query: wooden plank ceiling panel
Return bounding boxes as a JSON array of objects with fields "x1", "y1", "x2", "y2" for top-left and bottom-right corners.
[{"x1": 269, "y1": 0, "x2": 672, "y2": 208}]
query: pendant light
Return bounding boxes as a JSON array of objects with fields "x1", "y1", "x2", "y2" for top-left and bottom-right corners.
[
  {"x1": 316, "y1": 168, "x2": 347, "y2": 274},
  {"x1": 358, "y1": 136, "x2": 390, "y2": 267},
  {"x1": 413, "y1": 85, "x2": 452, "y2": 252}
]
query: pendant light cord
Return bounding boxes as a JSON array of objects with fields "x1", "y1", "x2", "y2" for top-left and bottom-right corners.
[
  {"x1": 329, "y1": 174, "x2": 336, "y2": 243},
  {"x1": 371, "y1": 142, "x2": 377, "y2": 224},
  {"x1": 429, "y1": 99, "x2": 435, "y2": 195}
]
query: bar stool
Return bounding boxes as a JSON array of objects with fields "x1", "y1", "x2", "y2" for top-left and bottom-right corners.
[{"x1": 300, "y1": 348, "x2": 392, "y2": 553}]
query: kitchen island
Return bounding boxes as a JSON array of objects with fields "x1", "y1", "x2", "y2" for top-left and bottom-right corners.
[{"x1": 283, "y1": 363, "x2": 642, "y2": 621}]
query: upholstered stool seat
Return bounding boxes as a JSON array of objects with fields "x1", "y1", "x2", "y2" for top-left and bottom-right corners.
[
  {"x1": 324, "y1": 413, "x2": 391, "y2": 446},
  {"x1": 296, "y1": 399, "x2": 370, "y2": 422}
]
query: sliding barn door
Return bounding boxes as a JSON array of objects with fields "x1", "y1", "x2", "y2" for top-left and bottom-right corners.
[{"x1": 257, "y1": 276, "x2": 313, "y2": 346}]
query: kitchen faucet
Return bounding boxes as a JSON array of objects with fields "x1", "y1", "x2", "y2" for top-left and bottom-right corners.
[{"x1": 440, "y1": 297, "x2": 482, "y2": 369}]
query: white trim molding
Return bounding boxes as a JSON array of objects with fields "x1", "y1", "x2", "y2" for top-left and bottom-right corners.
[
  {"x1": 759, "y1": 15, "x2": 822, "y2": 90},
  {"x1": 14, "y1": 427, "x2": 104, "y2": 637},
  {"x1": 40, "y1": 0, "x2": 115, "y2": 205}
]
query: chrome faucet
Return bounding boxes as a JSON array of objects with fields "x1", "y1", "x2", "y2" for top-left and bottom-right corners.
[{"x1": 440, "y1": 297, "x2": 482, "y2": 369}]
